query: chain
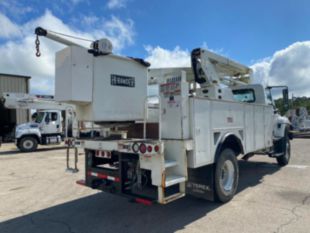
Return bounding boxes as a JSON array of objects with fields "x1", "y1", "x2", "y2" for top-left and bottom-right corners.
[{"x1": 35, "y1": 35, "x2": 41, "y2": 57}]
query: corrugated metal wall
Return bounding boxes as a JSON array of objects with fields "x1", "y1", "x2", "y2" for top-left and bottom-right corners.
[{"x1": 0, "y1": 74, "x2": 30, "y2": 124}]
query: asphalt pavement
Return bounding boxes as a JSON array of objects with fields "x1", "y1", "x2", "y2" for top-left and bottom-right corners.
[{"x1": 0, "y1": 139, "x2": 309, "y2": 233}]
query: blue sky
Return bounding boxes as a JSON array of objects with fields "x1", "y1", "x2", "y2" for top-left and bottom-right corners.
[{"x1": 0, "y1": 0, "x2": 310, "y2": 95}]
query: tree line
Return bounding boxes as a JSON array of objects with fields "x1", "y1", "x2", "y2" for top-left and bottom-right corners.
[{"x1": 275, "y1": 97, "x2": 310, "y2": 115}]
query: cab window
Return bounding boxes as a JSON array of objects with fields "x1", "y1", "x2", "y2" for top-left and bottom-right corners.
[
  {"x1": 51, "y1": 112, "x2": 58, "y2": 121},
  {"x1": 35, "y1": 112, "x2": 45, "y2": 123},
  {"x1": 232, "y1": 89, "x2": 255, "y2": 103}
]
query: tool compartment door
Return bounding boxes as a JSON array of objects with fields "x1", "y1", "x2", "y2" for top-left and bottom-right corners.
[{"x1": 188, "y1": 98, "x2": 212, "y2": 168}]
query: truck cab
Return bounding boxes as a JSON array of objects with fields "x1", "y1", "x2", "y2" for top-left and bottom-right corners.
[{"x1": 16, "y1": 110, "x2": 63, "y2": 152}]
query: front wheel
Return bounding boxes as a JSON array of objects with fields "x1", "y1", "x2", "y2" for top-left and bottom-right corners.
[
  {"x1": 214, "y1": 148, "x2": 239, "y2": 203},
  {"x1": 276, "y1": 135, "x2": 291, "y2": 166},
  {"x1": 18, "y1": 137, "x2": 38, "y2": 152}
]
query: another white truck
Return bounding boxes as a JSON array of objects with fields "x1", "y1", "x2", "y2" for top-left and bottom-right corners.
[
  {"x1": 35, "y1": 27, "x2": 291, "y2": 204},
  {"x1": 2, "y1": 93, "x2": 75, "y2": 152},
  {"x1": 287, "y1": 107, "x2": 310, "y2": 131}
]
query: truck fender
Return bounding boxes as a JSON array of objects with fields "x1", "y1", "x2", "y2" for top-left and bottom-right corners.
[
  {"x1": 214, "y1": 133, "x2": 244, "y2": 162},
  {"x1": 15, "y1": 123, "x2": 42, "y2": 139},
  {"x1": 273, "y1": 115, "x2": 291, "y2": 139},
  {"x1": 17, "y1": 134, "x2": 41, "y2": 144}
]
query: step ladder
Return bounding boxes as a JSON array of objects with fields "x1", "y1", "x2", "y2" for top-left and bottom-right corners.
[
  {"x1": 65, "y1": 138, "x2": 79, "y2": 173},
  {"x1": 143, "y1": 96, "x2": 191, "y2": 204},
  {"x1": 158, "y1": 159, "x2": 187, "y2": 204}
]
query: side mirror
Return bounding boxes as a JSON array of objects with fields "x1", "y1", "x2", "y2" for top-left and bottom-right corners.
[{"x1": 282, "y1": 88, "x2": 289, "y2": 112}]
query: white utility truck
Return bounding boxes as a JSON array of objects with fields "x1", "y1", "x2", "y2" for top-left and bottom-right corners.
[
  {"x1": 2, "y1": 92, "x2": 75, "y2": 152},
  {"x1": 35, "y1": 27, "x2": 291, "y2": 204},
  {"x1": 287, "y1": 107, "x2": 310, "y2": 131}
]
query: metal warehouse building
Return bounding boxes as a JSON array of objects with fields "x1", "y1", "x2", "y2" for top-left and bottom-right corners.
[{"x1": 0, "y1": 73, "x2": 31, "y2": 141}]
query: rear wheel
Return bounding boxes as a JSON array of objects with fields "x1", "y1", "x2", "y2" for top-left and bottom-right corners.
[
  {"x1": 18, "y1": 137, "x2": 38, "y2": 152},
  {"x1": 214, "y1": 148, "x2": 239, "y2": 203}
]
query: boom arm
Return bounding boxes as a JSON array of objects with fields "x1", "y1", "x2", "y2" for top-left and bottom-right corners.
[
  {"x1": 2, "y1": 92, "x2": 75, "y2": 112},
  {"x1": 34, "y1": 27, "x2": 113, "y2": 57},
  {"x1": 35, "y1": 27, "x2": 85, "y2": 48},
  {"x1": 191, "y1": 48, "x2": 252, "y2": 87}
]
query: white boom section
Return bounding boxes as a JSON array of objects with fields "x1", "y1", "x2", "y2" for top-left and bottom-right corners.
[
  {"x1": 148, "y1": 50, "x2": 252, "y2": 87},
  {"x1": 2, "y1": 92, "x2": 75, "y2": 112},
  {"x1": 35, "y1": 27, "x2": 84, "y2": 48},
  {"x1": 191, "y1": 48, "x2": 252, "y2": 87},
  {"x1": 35, "y1": 27, "x2": 113, "y2": 55}
]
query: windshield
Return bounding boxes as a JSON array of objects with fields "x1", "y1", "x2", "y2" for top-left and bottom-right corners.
[{"x1": 35, "y1": 112, "x2": 45, "y2": 123}]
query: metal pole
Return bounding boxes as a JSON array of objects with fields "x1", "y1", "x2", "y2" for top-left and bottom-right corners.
[
  {"x1": 73, "y1": 147, "x2": 79, "y2": 173},
  {"x1": 66, "y1": 145, "x2": 70, "y2": 171}
]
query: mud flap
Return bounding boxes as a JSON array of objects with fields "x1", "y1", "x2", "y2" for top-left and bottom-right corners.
[{"x1": 186, "y1": 164, "x2": 215, "y2": 201}]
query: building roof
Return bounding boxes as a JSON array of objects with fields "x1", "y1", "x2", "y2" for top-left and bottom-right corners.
[{"x1": 0, "y1": 73, "x2": 31, "y2": 79}]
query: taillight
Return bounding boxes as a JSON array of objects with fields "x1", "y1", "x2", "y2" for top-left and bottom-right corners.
[
  {"x1": 132, "y1": 142, "x2": 139, "y2": 153},
  {"x1": 154, "y1": 145, "x2": 160, "y2": 153},
  {"x1": 147, "y1": 145, "x2": 152, "y2": 153},
  {"x1": 139, "y1": 143, "x2": 147, "y2": 153}
]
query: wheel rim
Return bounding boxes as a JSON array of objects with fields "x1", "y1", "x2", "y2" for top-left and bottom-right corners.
[
  {"x1": 23, "y1": 140, "x2": 34, "y2": 150},
  {"x1": 220, "y1": 160, "x2": 235, "y2": 194}
]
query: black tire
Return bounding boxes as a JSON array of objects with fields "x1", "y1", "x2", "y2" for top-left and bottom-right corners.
[
  {"x1": 214, "y1": 148, "x2": 239, "y2": 203},
  {"x1": 276, "y1": 131, "x2": 291, "y2": 166},
  {"x1": 18, "y1": 137, "x2": 38, "y2": 152}
]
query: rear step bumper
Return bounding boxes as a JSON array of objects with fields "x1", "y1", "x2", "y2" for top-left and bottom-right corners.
[{"x1": 76, "y1": 178, "x2": 154, "y2": 205}]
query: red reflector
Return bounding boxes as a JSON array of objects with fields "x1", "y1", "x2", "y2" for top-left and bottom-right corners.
[
  {"x1": 98, "y1": 173, "x2": 108, "y2": 179},
  {"x1": 147, "y1": 145, "x2": 152, "y2": 153},
  {"x1": 114, "y1": 177, "x2": 120, "y2": 182},
  {"x1": 135, "y1": 198, "x2": 152, "y2": 206},
  {"x1": 96, "y1": 150, "x2": 99, "y2": 156},
  {"x1": 139, "y1": 143, "x2": 147, "y2": 153},
  {"x1": 154, "y1": 145, "x2": 160, "y2": 153}
]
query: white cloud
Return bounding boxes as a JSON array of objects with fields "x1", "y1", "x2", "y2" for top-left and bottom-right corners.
[
  {"x1": 251, "y1": 41, "x2": 310, "y2": 97},
  {"x1": 82, "y1": 15, "x2": 99, "y2": 25},
  {"x1": 0, "y1": 13, "x2": 22, "y2": 38},
  {"x1": 103, "y1": 16, "x2": 134, "y2": 48},
  {"x1": 0, "y1": 10, "x2": 135, "y2": 94},
  {"x1": 0, "y1": 0, "x2": 33, "y2": 16},
  {"x1": 107, "y1": 0, "x2": 127, "y2": 9},
  {"x1": 145, "y1": 46, "x2": 190, "y2": 68}
]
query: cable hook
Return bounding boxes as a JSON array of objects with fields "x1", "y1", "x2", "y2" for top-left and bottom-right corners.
[{"x1": 35, "y1": 35, "x2": 41, "y2": 57}]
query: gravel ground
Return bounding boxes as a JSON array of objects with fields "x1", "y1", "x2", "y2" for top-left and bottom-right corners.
[{"x1": 0, "y1": 139, "x2": 309, "y2": 233}]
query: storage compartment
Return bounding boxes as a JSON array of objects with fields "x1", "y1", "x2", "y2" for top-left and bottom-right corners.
[
  {"x1": 55, "y1": 46, "x2": 93, "y2": 104},
  {"x1": 55, "y1": 46, "x2": 148, "y2": 122}
]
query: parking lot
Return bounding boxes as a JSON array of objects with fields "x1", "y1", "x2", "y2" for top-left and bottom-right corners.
[{"x1": 0, "y1": 139, "x2": 309, "y2": 233}]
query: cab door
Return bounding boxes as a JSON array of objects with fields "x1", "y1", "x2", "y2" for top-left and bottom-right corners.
[{"x1": 41, "y1": 112, "x2": 60, "y2": 134}]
